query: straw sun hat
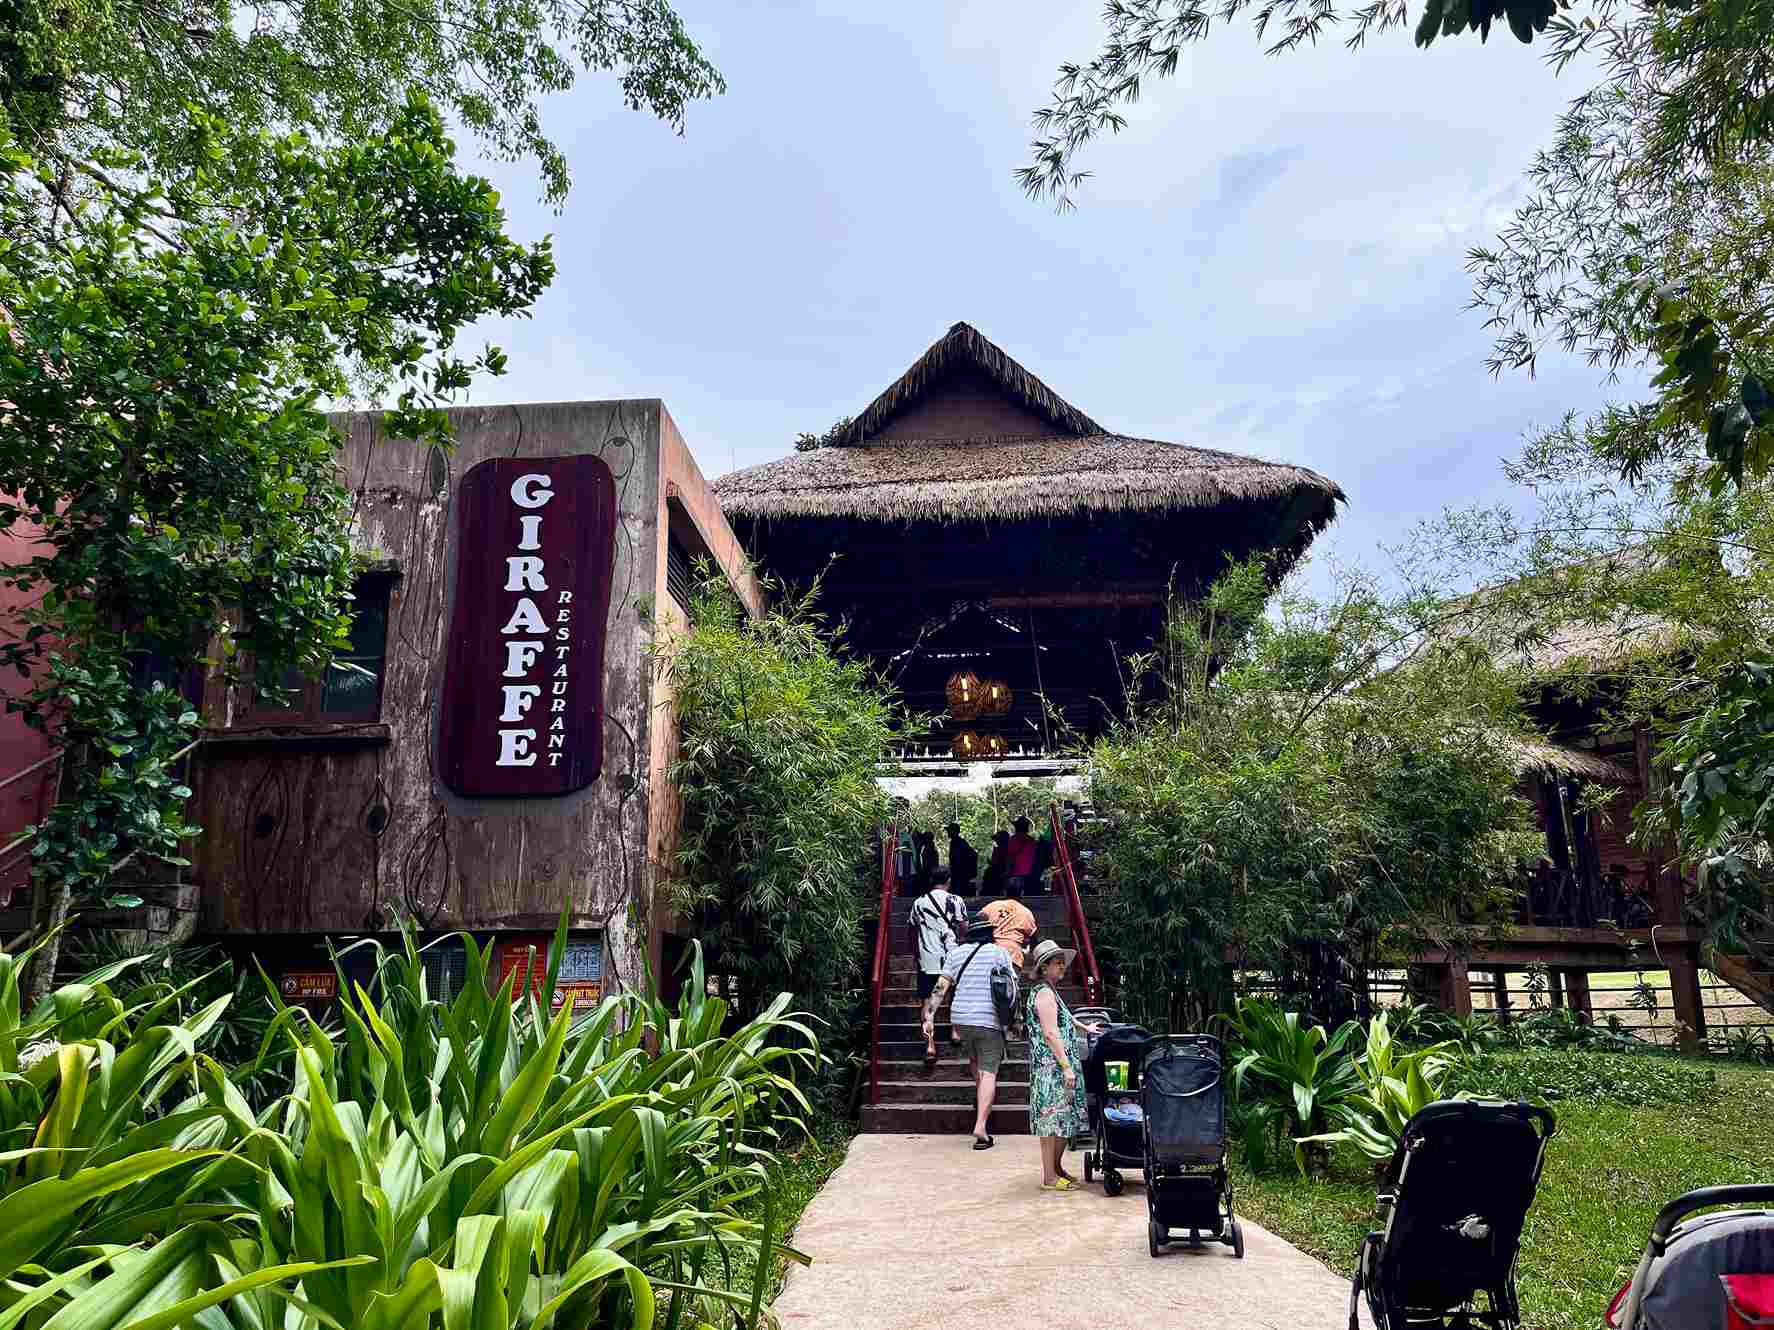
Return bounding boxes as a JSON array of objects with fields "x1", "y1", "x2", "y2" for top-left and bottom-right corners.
[{"x1": 1026, "y1": 937, "x2": 1076, "y2": 976}]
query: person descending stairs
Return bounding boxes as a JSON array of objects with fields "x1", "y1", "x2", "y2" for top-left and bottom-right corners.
[{"x1": 862, "y1": 891, "x2": 1093, "y2": 1134}]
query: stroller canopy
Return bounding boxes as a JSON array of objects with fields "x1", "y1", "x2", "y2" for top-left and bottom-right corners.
[
  {"x1": 1142, "y1": 1036, "x2": 1226, "y2": 1165},
  {"x1": 1633, "y1": 1210, "x2": 1774, "y2": 1329}
]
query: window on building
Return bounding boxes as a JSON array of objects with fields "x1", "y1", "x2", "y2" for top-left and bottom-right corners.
[
  {"x1": 246, "y1": 574, "x2": 393, "y2": 723},
  {"x1": 420, "y1": 939, "x2": 469, "y2": 1004},
  {"x1": 666, "y1": 532, "x2": 697, "y2": 622}
]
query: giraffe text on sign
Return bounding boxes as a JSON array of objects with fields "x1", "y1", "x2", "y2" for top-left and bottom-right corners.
[{"x1": 438, "y1": 455, "x2": 617, "y2": 798}]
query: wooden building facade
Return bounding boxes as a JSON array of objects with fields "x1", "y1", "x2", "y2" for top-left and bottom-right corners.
[{"x1": 179, "y1": 400, "x2": 758, "y2": 1000}]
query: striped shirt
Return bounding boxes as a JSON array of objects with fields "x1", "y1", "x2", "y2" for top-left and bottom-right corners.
[{"x1": 942, "y1": 941, "x2": 1015, "y2": 1031}]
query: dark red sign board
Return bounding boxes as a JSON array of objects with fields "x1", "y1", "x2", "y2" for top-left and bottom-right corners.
[
  {"x1": 438, "y1": 456, "x2": 617, "y2": 798},
  {"x1": 280, "y1": 971, "x2": 337, "y2": 1003},
  {"x1": 496, "y1": 937, "x2": 603, "y2": 1013}
]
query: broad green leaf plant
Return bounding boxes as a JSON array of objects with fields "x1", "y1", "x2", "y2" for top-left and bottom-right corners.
[
  {"x1": 1220, "y1": 998, "x2": 1365, "y2": 1174},
  {"x1": 1295, "y1": 1010, "x2": 1464, "y2": 1173},
  {"x1": 0, "y1": 918, "x2": 819, "y2": 1330}
]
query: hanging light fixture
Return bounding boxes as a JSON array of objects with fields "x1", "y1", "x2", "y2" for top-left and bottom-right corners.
[
  {"x1": 981, "y1": 679, "x2": 1013, "y2": 717},
  {"x1": 951, "y1": 729, "x2": 984, "y2": 761},
  {"x1": 945, "y1": 670, "x2": 982, "y2": 721},
  {"x1": 982, "y1": 733, "x2": 1009, "y2": 759}
]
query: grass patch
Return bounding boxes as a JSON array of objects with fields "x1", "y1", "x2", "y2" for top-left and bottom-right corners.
[
  {"x1": 1443, "y1": 1049, "x2": 1717, "y2": 1106},
  {"x1": 1234, "y1": 1058, "x2": 1774, "y2": 1330}
]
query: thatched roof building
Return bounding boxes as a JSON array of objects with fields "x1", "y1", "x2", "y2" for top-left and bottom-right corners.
[
  {"x1": 713, "y1": 322, "x2": 1346, "y2": 755},
  {"x1": 718, "y1": 322, "x2": 1343, "y2": 538}
]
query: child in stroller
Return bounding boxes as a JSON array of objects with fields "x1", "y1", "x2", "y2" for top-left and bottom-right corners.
[
  {"x1": 1080, "y1": 1018, "x2": 1150, "y2": 1196},
  {"x1": 1142, "y1": 1033, "x2": 1243, "y2": 1260},
  {"x1": 1606, "y1": 1185, "x2": 1774, "y2": 1328}
]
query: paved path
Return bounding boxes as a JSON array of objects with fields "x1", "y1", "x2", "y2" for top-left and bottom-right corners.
[{"x1": 773, "y1": 1134, "x2": 1371, "y2": 1330}]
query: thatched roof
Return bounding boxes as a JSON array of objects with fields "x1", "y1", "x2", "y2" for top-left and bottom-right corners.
[
  {"x1": 1432, "y1": 547, "x2": 1693, "y2": 681},
  {"x1": 716, "y1": 322, "x2": 1343, "y2": 526},
  {"x1": 1507, "y1": 736, "x2": 1635, "y2": 784},
  {"x1": 834, "y1": 320, "x2": 1105, "y2": 444}
]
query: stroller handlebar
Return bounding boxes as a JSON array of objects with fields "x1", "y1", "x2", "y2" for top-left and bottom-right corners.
[{"x1": 1648, "y1": 1185, "x2": 1774, "y2": 1256}]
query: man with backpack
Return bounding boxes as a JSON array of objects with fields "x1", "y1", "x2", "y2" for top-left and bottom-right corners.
[
  {"x1": 921, "y1": 911, "x2": 1021, "y2": 1151},
  {"x1": 908, "y1": 869, "x2": 970, "y2": 1066}
]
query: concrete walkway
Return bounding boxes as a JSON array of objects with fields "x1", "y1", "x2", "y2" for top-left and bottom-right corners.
[{"x1": 773, "y1": 1135, "x2": 1372, "y2": 1330}]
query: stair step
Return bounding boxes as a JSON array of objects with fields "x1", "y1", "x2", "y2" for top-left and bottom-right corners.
[
  {"x1": 878, "y1": 1079, "x2": 1029, "y2": 1105},
  {"x1": 878, "y1": 1022, "x2": 1031, "y2": 1045},
  {"x1": 879, "y1": 1064, "x2": 1036, "y2": 1085},
  {"x1": 860, "y1": 1103, "x2": 1032, "y2": 1135},
  {"x1": 879, "y1": 1038, "x2": 1031, "y2": 1059}
]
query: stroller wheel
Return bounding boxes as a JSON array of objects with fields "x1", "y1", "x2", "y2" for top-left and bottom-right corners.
[
  {"x1": 1149, "y1": 1221, "x2": 1165, "y2": 1258},
  {"x1": 1103, "y1": 1169, "x2": 1124, "y2": 1197},
  {"x1": 1231, "y1": 1219, "x2": 1245, "y2": 1259},
  {"x1": 1084, "y1": 1152, "x2": 1095, "y2": 1182}
]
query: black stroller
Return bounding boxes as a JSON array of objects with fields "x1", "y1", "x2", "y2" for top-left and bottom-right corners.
[
  {"x1": 1349, "y1": 1099, "x2": 1556, "y2": 1330},
  {"x1": 1605, "y1": 1185, "x2": 1774, "y2": 1328},
  {"x1": 1080, "y1": 1021, "x2": 1151, "y2": 1196},
  {"x1": 1142, "y1": 1033, "x2": 1243, "y2": 1260}
]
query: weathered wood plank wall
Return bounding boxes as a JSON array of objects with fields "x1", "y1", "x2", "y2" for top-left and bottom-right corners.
[{"x1": 186, "y1": 400, "x2": 757, "y2": 992}]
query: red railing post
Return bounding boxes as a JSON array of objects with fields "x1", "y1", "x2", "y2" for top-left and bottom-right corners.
[
  {"x1": 1049, "y1": 803, "x2": 1101, "y2": 1007},
  {"x1": 867, "y1": 822, "x2": 898, "y2": 1107}
]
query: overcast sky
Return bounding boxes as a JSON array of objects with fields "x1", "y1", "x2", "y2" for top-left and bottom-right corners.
[{"x1": 454, "y1": 0, "x2": 1639, "y2": 599}]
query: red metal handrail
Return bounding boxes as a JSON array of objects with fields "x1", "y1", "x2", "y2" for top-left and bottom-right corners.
[
  {"x1": 866, "y1": 823, "x2": 899, "y2": 1107},
  {"x1": 1049, "y1": 803, "x2": 1101, "y2": 1007}
]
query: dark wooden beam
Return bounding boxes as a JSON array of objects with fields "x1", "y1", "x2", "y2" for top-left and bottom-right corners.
[{"x1": 985, "y1": 591, "x2": 1166, "y2": 610}]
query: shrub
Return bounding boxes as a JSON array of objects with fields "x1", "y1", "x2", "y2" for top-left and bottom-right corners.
[
  {"x1": 1089, "y1": 562, "x2": 1538, "y2": 1030},
  {"x1": 0, "y1": 918, "x2": 819, "y2": 1330},
  {"x1": 659, "y1": 564, "x2": 905, "y2": 1073},
  {"x1": 1444, "y1": 1050, "x2": 1716, "y2": 1107}
]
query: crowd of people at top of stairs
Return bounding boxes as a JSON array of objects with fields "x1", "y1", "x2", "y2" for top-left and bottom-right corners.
[{"x1": 895, "y1": 804, "x2": 1089, "y2": 903}]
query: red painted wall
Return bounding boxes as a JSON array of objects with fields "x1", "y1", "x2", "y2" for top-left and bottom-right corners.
[{"x1": 0, "y1": 505, "x2": 57, "y2": 909}]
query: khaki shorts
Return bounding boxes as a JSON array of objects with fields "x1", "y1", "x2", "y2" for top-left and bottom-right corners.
[{"x1": 954, "y1": 1023, "x2": 1006, "y2": 1074}]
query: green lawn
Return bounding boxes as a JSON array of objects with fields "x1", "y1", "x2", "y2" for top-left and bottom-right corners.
[{"x1": 1233, "y1": 1060, "x2": 1774, "y2": 1330}]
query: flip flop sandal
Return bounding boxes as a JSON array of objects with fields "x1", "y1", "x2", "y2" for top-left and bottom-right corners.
[
  {"x1": 972, "y1": 1135, "x2": 994, "y2": 1151},
  {"x1": 1040, "y1": 1178, "x2": 1078, "y2": 1192},
  {"x1": 923, "y1": 1049, "x2": 938, "y2": 1067}
]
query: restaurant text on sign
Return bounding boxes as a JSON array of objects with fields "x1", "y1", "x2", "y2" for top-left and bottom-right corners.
[{"x1": 439, "y1": 455, "x2": 617, "y2": 798}]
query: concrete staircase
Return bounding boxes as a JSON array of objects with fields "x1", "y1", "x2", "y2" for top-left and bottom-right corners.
[{"x1": 861, "y1": 894, "x2": 1092, "y2": 1135}]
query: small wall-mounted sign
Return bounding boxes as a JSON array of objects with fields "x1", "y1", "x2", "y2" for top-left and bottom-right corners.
[
  {"x1": 280, "y1": 970, "x2": 338, "y2": 1005},
  {"x1": 438, "y1": 456, "x2": 617, "y2": 798},
  {"x1": 496, "y1": 936, "x2": 604, "y2": 1014}
]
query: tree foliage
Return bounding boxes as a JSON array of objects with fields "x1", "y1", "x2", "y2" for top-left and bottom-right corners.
[
  {"x1": 659, "y1": 565, "x2": 907, "y2": 1040},
  {"x1": 0, "y1": 101, "x2": 550, "y2": 921},
  {"x1": 1018, "y1": 0, "x2": 1771, "y2": 219},
  {"x1": 791, "y1": 416, "x2": 852, "y2": 453},
  {"x1": 0, "y1": 0, "x2": 721, "y2": 981},
  {"x1": 1663, "y1": 660, "x2": 1774, "y2": 896},
  {"x1": 1088, "y1": 561, "x2": 1538, "y2": 1030},
  {"x1": 1402, "y1": 434, "x2": 1774, "y2": 899},
  {"x1": 1026, "y1": 0, "x2": 1774, "y2": 907},
  {"x1": 892, "y1": 778, "x2": 1070, "y2": 850},
  {"x1": 0, "y1": 0, "x2": 723, "y2": 207}
]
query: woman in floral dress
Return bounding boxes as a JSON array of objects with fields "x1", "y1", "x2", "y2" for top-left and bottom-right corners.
[{"x1": 1025, "y1": 938, "x2": 1102, "y2": 1191}]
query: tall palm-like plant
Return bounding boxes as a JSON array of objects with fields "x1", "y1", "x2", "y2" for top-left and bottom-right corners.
[
  {"x1": 0, "y1": 919, "x2": 820, "y2": 1330},
  {"x1": 1221, "y1": 997, "x2": 1364, "y2": 1172},
  {"x1": 1295, "y1": 1010, "x2": 1464, "y2": 1174}
]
